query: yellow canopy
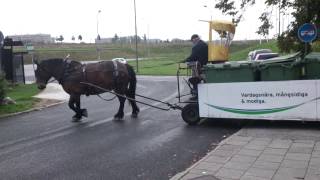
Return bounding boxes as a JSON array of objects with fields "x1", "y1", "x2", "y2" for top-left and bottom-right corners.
[
  {"x1": 209, "y1": 20, "x2": 236, "y2": 34},
  {"x1": 207, "y1": 20, "x2": 236, "y2": 62}
]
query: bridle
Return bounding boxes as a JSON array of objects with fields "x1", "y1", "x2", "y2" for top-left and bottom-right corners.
[{"x1": 33, "y1": 55, "x2": 70, "y2": 84}]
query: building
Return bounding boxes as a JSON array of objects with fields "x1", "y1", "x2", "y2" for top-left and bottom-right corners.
[{"x1": 8, "y1": 34, "x2": 55, "y2": 44}]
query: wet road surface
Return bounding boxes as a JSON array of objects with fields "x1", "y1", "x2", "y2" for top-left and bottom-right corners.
[{"x1": 0, "y1": 76, "x2": 240, "y2": 180}]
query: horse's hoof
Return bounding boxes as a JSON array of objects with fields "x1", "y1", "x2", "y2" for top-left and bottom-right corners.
[
  {"x1": 113, "y1": 117, "x2": 123, "y2": 121},
  {"x1": 72, "y1": 114, "x2": 82, "y2": 122},
  {"x1": 72, "y1": 117, "x2": 82, "y2": 122},
  {"x1": 81, "y1": 109, "x2": 88, "y2": 117},
  {"x1": 131, "y1": 113, "x2": 138, "y2": 118},
  {"x1": 113, "y1": 112, "x2": 124, "y2": 121}
]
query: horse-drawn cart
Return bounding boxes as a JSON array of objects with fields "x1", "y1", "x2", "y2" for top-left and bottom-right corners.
[
  {"x1": 33, "y1": 20, "x2": 319, "y2": 125},
  {"x1": 178, "y1": 21, "x2": 320, "y2": 125}
]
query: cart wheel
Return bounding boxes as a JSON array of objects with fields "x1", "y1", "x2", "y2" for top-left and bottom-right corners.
[{"x1": 181, "y1": 103, "x2": 200, "y2": 125}]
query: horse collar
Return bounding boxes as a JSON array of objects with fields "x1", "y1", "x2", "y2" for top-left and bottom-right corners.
[
  {"x1": 112, "y1": 61, "x2": 119, "y2": 77},
  {"x1": 82, "y1": 64, "x2": 87, "y2": 81},
  {"x1": 58, "y1": 59, "x2": 72, "y2": 84}
]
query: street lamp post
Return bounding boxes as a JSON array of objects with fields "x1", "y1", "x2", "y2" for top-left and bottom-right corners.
[
  {"x1": 96, "y1": 10, "x2": 101, "y2": 60},
  {"x1": 278, "y1": 2, "x2": 281, "y2": 36},
  {"x1": 97, "y1": 10, "x2": 101, "y2": 38},
  {"x1": 134, "y1": 0, "x2": 139, "y2": 72}
]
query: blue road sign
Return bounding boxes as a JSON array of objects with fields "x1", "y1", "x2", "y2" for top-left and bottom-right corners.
[
  {"x1": 0, "y1": 31, "x2": 3, "y2": 46},
  {"x1": 298, "y1": 23, "x2": 318, "y2": 43}
]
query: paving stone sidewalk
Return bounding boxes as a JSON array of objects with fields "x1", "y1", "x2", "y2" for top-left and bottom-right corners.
[{"x1": 171, "y1": 125, "x2": 320, "y2": 180}]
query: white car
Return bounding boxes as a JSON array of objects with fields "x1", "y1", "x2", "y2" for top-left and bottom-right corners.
[
  {"x1": 254, "y1": 52, "x2": 279, "y2": 60},
  {"x1": 248, "y1": 49, "x2": 272, "y2": 60},
  {"x1": 112, "y1": 58, "x2": 127, "y2": 64}
]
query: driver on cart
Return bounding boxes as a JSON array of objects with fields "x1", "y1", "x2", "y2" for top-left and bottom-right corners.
[{"x1": 184, "y1": 34, "x2": 208, "y2": 100}]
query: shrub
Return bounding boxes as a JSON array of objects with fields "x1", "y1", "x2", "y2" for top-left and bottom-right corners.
[
  {"x1": 0, "y1": 74, "x2": 7, "y2": 101},
  {"x1": 312, "y1": 41, "x2": 320, "y2": 52}
]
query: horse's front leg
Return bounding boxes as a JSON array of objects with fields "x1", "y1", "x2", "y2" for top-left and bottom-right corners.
[
  {"x1": 114, "y1": 95, "x2": 126, "y2": 120},
  {"x1": 69, "y1": 94, "x2": 87, "y2": 122},
  {"x1": 75, "y1": 94, "x2": 88, "y2": 118}
]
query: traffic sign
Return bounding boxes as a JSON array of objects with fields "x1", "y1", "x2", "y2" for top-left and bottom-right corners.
[
  {"x1": 0, "y1": 31, "x2": 4, "y2": 46},
  {"x1": 26, "y1": 45, "x2": 34, "y2": 51},
  {"x1": 298, "y1": 23, "x2": 318, "y2": 43},
  {"x1": 25, "y1": 43, "x2": 34, "y2": 53}
]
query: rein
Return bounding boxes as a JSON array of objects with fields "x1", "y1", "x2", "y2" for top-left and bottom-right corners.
[
  {"x1": 97, "y1": 94, "x2": 117, "y2": 101},
  {"x1": 80, "y1": 82, "x2": 182, "y2": 111}
]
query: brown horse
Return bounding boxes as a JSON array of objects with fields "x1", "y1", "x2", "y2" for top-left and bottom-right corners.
[{"x1": 34, "y1": 58, "x2": 139, "y2": 121}]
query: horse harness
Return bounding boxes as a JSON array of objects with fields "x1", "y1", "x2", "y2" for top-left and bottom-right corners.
[
  {"x1": 60, "y1": 59, "x2": 121, "y2": 96},
  {"x1": 55, "y1": 59, "x2": 75, "y2": 84}
]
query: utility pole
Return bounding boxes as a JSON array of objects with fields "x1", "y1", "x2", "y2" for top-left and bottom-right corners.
[
  {"x1": 278, "y1": 1, "x2": 281, "y2": 36},
  {"x1": 134, "y1": 0, "x2": 139, "y2": 73},
  {"x1": 97, "y1": 10, "x2": 101, "y2": 38},
  {"x1": 96, "y1": 10, "x2": 101, "y2": 60}
]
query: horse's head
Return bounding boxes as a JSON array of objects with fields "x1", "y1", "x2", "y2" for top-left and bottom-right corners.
[{"x1": 34, "y1": 59, "x2": 52, "y2": 90}]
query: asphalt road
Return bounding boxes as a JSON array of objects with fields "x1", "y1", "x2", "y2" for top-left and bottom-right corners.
[{"x1": 0, "y1": 75, "x2": 241, "y2": 180}]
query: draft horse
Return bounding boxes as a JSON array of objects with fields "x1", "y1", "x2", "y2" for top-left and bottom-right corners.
[{"x1": 34, "y1": 58, "x2": 140, "y2": 121}]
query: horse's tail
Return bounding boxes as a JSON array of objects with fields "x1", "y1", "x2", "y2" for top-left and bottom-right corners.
[{"x1": 126, "y1": 64, "x2": 137, "y2": 99}]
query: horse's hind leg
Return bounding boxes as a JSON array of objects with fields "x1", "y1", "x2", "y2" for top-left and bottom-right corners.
[
  {"x1": 127, "y1": 95, "x2": 139, "y2": 118},
  {"x1": 114, "y1": 95, "x2": 126, "y2": 120},
  {"x1": 125, "y1": 89, "x2": 139, "y2": 118}
]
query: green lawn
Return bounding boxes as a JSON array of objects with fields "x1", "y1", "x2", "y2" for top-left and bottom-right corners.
[
  {"x1": 0, "y1": 84, "x2": 40, "y2": 116},
  {"x1": 128, "y1": 56, "x2": 187, "y2": 75},
  {"x1": 129, "y1": 40, "x2": 279, "y2": 75}
]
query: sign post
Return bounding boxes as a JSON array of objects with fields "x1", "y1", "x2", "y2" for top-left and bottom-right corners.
[
  {"x1": 297, "y1": 23, "x2": 318, "y2": 55},
  {"x1": 26, "y1": 43, "x2": 35, "y2": 67}
]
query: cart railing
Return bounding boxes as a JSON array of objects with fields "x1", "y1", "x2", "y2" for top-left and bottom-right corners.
[{"x1": 176, "y1": 63, "x2": 200, "y2": 104}]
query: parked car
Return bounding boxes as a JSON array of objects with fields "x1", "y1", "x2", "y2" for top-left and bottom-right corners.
[
  {"x1": 112, "y1": 58, "x2": 127, "y2": 64},
  {"x1": 248, "y1": 49, "x2": 272, "y2": 60},
  {"x1": 254, "y1": 52, "x2": 279, "y2": 60}
]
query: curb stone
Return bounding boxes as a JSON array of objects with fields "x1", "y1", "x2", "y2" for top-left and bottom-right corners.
[{"x1": 0, "y1": 100, "x2": 65, "y2": 119}]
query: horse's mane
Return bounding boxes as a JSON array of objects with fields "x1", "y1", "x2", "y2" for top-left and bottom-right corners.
[
  {"x1": 41, "y1": 58, "x2": 63, "y2": 66},
  {"x1": 41, "y1": 58, "x2": 82, "y2": 68}
]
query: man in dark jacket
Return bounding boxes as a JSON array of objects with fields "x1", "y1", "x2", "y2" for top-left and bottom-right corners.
[
  {"x1": 185, "y1": 34, "x2": 208, "y2": 66},
  {"x1": 184, "y1": 34, "x2": 208, "y2": 100}
]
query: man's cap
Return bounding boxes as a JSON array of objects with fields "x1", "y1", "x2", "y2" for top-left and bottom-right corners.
[{"x1": 191, "y1": 34, "x2": 199, "y2": 41}]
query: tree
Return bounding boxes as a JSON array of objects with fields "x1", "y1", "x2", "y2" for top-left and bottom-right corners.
[
  {"x1": 130, "y1": 35, "x2": 141, "y2": 44},
  {"x1": 214, "y1": 0, "x2": 320, "y2": 53},
  {"x1": 78, "y1": 35, "x2": 82, "y2": 41},
  {"x1": 256, "y1": 12, "x2": 273, "y2": 39},
  {"x1": 112, "y1": 33, "x2": 119, "y2": 43},
  {"x1": 71, "y1": 35, "x2": 75, "y2": 41},
  {"x1": 143, "y1": 34, "x2": 147, "y2": 42},
  {"x1": 56, "y1": 35, "x2": 64, "y2": 43}
]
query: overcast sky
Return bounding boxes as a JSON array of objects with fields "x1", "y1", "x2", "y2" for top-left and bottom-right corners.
[{"x1": 0, "y1": 0, "x2": 290, "y2": 43}]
